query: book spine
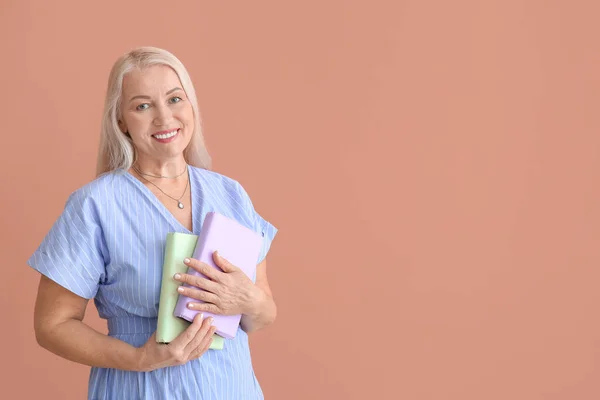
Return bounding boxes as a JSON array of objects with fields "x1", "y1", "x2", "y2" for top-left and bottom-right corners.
[{"x1": 156, "y1": 233, "x2": 176, "y2": 340}]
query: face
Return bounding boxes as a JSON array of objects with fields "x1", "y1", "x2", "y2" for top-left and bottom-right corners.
[{"x1": 118, "y1": 65, "x2": 194, "y2": 163}]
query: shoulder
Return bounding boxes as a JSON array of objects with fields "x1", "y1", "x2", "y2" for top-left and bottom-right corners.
[
  {"x1": 189, "y1": 166, "x2": 256, "y2": 224},
  {"x1": 61, "y1": 170, "x2": 128, "y2": 214},
  {"x1": 189, "y1": 166, "x2": 249, "y2": 199}
]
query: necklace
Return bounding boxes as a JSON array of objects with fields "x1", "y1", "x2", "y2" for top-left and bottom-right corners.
[
  {"x1": 133, "y1": 165, "x2": 189, "y2": 209},
  {"x1": 133, "y1": 164, "x2": 187, "y2": 179}
]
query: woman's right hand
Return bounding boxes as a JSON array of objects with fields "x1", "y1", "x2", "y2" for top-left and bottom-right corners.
[{"x1": 136, "y1": 313, "x2": 216, "y2": 372}]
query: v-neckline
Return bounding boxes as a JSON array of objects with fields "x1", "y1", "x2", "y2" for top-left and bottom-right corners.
[{"x1": 122, "y1": 167, "x2": 196, "y2": 234}]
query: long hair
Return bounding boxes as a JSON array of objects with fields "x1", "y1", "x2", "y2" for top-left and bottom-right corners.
[{"x1": 96, "y1": 46, "x2": 212, "y2": 176}]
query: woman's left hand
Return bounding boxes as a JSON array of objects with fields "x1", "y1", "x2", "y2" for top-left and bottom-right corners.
[{"x1": 174, "y1": 251, "x2": 260, "y2": 316}]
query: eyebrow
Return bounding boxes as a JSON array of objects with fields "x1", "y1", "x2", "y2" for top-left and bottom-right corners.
[{"x1": 129, "y1": 87, "x2": 183, "y2": 102}]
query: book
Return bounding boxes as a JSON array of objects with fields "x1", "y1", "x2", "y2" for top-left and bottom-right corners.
[
  {"x1": 174, "y1": 212, "x2": 263, "y2": 339},
  {"x1": 156, "y1": 232, "x2": 224, "y2": 350}
]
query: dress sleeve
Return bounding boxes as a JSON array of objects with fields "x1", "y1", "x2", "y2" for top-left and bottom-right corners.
[
  {"x1": 235, "y1": 181, "x2": 278, "y2": 264},
  {"x1": 27, "y1": 188, "x2": 108, "y2": 299}
]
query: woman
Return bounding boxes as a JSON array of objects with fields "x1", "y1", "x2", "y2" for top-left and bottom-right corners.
[{"x1": 27, "y1": 46, "x2": 278, "y2": 399}]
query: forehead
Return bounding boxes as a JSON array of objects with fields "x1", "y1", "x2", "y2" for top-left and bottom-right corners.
[{"x1": 121, "y1": 65, "x2": 182, "y2": 96}]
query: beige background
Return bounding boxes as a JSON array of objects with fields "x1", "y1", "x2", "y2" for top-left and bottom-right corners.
[{"x1": 2, "y1": 1, "x2": 600, "y2": 399}]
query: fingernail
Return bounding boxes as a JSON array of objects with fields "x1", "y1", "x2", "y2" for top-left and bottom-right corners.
[
  {"x1": 177, "y1": 287, "x2": 184, "y2": 293},
  {"x1": 214, "y1": 251, "x2": 220, "y2": 258},
  {"x1": 184, "y1": 258, "x2": 190, "y2": 264},
  {"x1": 188, "y1": 303, "x2": 195, "y2": 309},
  {"x1": 173, "y1": 273, "x2": 181, "y2": 280}
]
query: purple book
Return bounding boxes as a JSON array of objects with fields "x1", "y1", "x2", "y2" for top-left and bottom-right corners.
[{"x1": 173, "y1": 212, "x2": 263, "y2": 339}]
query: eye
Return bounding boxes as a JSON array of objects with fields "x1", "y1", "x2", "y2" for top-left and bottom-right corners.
[
  {"x1": 169, "y1": 96, "x2": 182, "y2": 104},
  {"x1": 136, "y1": 103, "x2": 150, "y2": 111}
]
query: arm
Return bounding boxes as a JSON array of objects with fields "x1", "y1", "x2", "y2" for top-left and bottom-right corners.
[
  {"x1": 34, "y1": 275, "x2": 140, "y2": 371},
  {"x1": 34, "y1": 275, "x2": 216, "y2": 372},
  {"x1": 240, "y1": 258, "x2": 277, "y2": 333}
]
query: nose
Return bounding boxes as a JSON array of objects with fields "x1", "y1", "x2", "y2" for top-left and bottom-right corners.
[{"x1": 153, "y1": 103, "x2": 174, "y2": 126}]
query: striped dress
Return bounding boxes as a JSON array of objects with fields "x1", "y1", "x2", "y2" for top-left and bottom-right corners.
[{"x1": 27, "y1": 166, "x2": 278, "y2": 400}]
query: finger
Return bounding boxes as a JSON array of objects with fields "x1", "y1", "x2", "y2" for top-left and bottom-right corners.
[
  {"x1": 213, "y1": 251, "x2": 240, "y2": 273},
  {"x1": 191, "y1": 327, "x2": 218, "y2": 359},
  {"x1": 183, "y1": 315, "x2": 213, "y2": 355},
  {"x1": 191, "y1": 337, "x2": 212, "y2": 360},
  {"x1": 183, "y1": 258, "x2": 222, "y2": 281},
  {"x1": 176, "y1": 275, "x2": 220, "y2": 294},
  {"x1": 170, "y1": 312, "x2": 204, "y2": 348},
  {"x1": 186, "y1": 301, "x2": 222, "y2": 315},
  {"x1": 184, "y1": 318, "x2": 214, "y2": 361},
  {"x1": 177, "y1": 286, "x2": 220, "y2": 304}
]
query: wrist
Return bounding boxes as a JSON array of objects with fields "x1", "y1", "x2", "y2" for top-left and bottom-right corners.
[
  {"x1": 132, "y1": 345, "x2": 149, "y2": 372},
  {"x1": 244, "y1": 286, "x2": 267, "y2": 317}
]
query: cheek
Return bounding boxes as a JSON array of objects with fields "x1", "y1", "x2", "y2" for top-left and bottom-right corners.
[
  {"x1": 186, "y1": 117, "x2": 194, "y2": 131},
  {"x1": 125, "y1": 113, "x2": 151, "y2": 130},
  {"x1": 179, "y1": 106, "x2": 195, "y2": 129}
]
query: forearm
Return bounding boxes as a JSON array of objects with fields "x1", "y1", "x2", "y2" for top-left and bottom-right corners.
[
  {"x1": 240, "y1": 288, "x2": 277, "y2": 333},
  {"x1": 36, "y1": 319, "x2": 140, "y2": 371}
]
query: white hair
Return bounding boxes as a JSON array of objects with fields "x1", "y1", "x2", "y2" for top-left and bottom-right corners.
[{"x1": 96, "y1": 46, "x2": 212, "y2": 176}]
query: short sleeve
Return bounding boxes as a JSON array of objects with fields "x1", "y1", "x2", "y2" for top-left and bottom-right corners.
[
  {"x1": 235, "y1": 181, "x2": 278, "y2": 264},
  {"x1": 27, "y1": 188, "x2": 108, "y2": 299}
]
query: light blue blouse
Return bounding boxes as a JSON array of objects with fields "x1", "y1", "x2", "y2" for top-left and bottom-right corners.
[{"x1": 27, "y1": 166, "x2": 278, "y2": 400}]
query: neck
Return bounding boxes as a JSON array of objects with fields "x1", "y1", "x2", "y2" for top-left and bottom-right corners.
[{"x1": 132, "y1": 156, "x2": 188, "y2": 179}]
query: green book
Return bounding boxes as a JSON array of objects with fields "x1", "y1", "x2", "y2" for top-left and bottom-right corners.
[{"x1": 156, "y1": 232, "x2": 225, "y2": 350}]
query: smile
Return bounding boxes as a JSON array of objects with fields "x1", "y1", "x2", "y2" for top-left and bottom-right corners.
[{"x1": 152, "y1": 129, "x2": 179, "y2": 140}]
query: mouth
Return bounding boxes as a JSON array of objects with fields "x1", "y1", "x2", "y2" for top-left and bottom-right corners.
[{"x1": 152, "y1": 128, "x2": 180, "y2": 141}]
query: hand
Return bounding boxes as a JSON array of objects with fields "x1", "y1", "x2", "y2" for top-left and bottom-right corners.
[
  {"x1": 136, "y1": 313, "x2": 216, "y2": 372},
  {"x1": 174, "y1": 251, "x2": 260, "y2": 316}
]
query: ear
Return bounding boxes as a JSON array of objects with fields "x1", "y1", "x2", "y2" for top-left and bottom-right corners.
[
  {"x1": 117, "y1": 120, "x2": 132, "y2": 139},
  {"x1": 118, "y1": 119, "x2": 127, "y2": 134}
]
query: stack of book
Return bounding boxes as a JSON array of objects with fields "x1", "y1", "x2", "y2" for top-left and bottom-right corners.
[{"x1": 156, "y1": 212, "x2": 263, "y2": 350}]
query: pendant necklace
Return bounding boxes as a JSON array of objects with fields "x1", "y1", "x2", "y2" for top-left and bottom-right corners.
[{"x1": 132, "y1": 165, "x2": 189, "y2": 209}]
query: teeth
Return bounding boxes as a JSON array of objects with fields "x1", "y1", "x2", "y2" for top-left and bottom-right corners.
[{"x1": 153, "y1": 130, "x2": 178, "y2": 139}]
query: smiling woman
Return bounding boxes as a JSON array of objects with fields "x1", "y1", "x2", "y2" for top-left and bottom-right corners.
[{"x1": 26, "y1": 47, "x2": 278, "y2": 400}]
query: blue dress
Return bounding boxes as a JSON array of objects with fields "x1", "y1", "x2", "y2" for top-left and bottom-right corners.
[{"x1": 27, "y1": 166, "x2": 278, "y2": 400}]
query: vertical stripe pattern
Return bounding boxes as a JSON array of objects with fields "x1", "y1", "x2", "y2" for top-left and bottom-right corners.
[{"x1": 27, "y1": 166, "x2": 278, "y2": 400}]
